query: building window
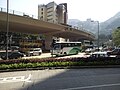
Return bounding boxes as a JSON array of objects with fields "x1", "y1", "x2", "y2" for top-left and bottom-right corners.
[
  {"x1": 41, "y1": 12, "x2": 43, "y2": 14},
  {"x1": 47, "y1": 10, "x2": 53, "y2": 13},
  {"x1": 47, "y1": 7, "x2": 53, "y2": 10},
  {"x1": 47, "y1": 14, "x2": 52, "y2": 17},
  {"x1": 41, "y1": 8, "x2": 43, "y2": 11},
  {"x1": 47, "y1": 18, "x2": 53, "y2": 21}
]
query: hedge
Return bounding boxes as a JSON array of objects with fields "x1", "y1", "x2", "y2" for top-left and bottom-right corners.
[{"x1": 0, "y1": 58, "x2": 120, "y2": 70}]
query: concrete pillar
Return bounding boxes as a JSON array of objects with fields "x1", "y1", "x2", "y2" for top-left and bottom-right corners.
[{"x1": 45, "y1": 36, "x2": 53, "y2": 50}]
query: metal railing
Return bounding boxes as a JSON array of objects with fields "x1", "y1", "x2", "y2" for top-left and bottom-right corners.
[{"x1": 0, "y1": 7, "x2": 40, "y2": 20}]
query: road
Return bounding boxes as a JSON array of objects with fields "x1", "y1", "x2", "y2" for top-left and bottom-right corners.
[
  {"x1": 0, "y1": 68, "x2": 120, "y2": 90},
  {"x1": 22, "y1": 53, "x2": 52, "y2": 59},
  {"x1": 22, "y1": 52, "x2": 87, "y2": 59},
  {"x1": 0, "y1": 52, "x2": 88, "y2": 60}
]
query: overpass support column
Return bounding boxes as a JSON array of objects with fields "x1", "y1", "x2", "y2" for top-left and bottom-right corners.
[{"x1": 45, "y1": 36, "x2": 53, "y2": 51}]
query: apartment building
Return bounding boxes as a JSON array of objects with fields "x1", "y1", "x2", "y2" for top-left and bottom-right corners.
[
  {"x1": 57, "y1": 3, "x2": 68, "y2": 24},
  {"x1": 38, "y1": 1, "x2": 68, "y2": 24},
  {"x1": 38, "y1": 4, "x2": 47, "y2": 21}
]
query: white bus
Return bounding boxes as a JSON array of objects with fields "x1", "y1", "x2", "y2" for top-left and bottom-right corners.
[{"x1": 51, "y1": 42, "x2": 82, "y2": 56}]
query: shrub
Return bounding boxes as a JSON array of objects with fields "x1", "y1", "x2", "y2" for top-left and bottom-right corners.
[{"x1": 0, "y1": 57, "x2": 120, "y2": 70}]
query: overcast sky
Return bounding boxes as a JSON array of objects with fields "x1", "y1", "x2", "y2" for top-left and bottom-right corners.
[{"x1": 0, "y1": 0, "x2": 120, "y2": 22}]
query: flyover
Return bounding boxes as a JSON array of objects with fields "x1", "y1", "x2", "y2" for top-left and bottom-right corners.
[{"x1": 0, "y1": 8, "x2": 95, "y2": 49}]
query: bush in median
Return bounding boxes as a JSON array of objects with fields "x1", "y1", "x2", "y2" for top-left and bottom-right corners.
[{"x1": 0, "y1": 57, "x2": 120, "y2": 70}]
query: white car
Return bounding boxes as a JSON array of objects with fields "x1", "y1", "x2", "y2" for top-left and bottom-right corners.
[
  {"x1": 90, "y1": 51, "x2": 109, "y2": 58},
  {"x1": 27, "y1": 48, "x2": 42, "y2": 56},
  {"x1": 85, "y1": 48, "x2": 93, "y2": 53}
]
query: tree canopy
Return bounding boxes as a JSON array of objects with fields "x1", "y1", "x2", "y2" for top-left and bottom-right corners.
[{"x1": 112, "y1": 27, "x2": 120, "y2": 46}]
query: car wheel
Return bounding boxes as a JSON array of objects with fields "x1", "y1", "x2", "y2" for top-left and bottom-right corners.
[
  {"x1": 64, "y1": 52, "x2": 67, "y2": 56},
  {"x1": 39, "y1": 52, "x2": 41, "y2": 55},
  {"x1": 76, "y1": 51, "x2": 79, "y2": 54}
]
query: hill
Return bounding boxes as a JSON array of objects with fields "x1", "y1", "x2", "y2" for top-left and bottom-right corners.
[{"x1": 68, "y1": 12, "x2": 120, "y2": 35}]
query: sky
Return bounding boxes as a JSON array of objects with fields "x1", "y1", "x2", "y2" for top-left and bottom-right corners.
[{"x1": 0, "y1": 0, "x2": 120, "y2": 22}]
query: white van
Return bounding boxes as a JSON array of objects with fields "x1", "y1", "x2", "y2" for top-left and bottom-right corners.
[{"x1": 27, "y1": 48, "x2": 42, "y2": 56}]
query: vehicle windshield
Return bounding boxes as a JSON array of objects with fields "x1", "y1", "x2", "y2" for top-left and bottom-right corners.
[
  {"x1": 53, "y1": 44, "x2": 61, "y2": 49},
  {"x1": 34, "y1": 49, "x2": 40, "y2": 51}
]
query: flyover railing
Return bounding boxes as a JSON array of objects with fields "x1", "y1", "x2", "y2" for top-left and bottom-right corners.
[
  {"x1": 0, "y1": 7, "x2": 38, "y2": 19},
  {"x1": 71, "y1": 25, "x2": 95, "y2": 37}
]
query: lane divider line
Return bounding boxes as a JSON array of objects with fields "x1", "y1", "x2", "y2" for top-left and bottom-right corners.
[{"x1": 60, "y1": 83, "x2": 120, "y2": 90}]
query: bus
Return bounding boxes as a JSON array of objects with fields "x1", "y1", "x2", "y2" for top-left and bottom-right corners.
[{"x1": 51, "y1": 42, "x2": 82, "y2": 56}]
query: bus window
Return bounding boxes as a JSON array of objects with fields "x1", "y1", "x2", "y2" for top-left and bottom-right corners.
[{"x1": 54, "y1": 44, "x2": 60, "y2": 49}]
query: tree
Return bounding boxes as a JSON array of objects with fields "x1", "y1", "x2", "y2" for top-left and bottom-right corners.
[{"x1": 112, "y1": 27, "x2": 120, "y2": 46}]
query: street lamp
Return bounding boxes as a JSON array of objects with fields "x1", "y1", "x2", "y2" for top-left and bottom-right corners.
[
  {"x1": 6, "y1": 0, "x2": 9, "y2": 59},
  {"x1": 91, "y1": 20, "x2": 99, "y2": 51}
]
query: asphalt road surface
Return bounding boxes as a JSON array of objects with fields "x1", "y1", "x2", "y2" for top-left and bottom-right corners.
[
  {"x1": 0, "y1": 68, "x2": 120, "y2": 90},
  {"x1": 0, "y1": 52, "x2": 88, "y2": 60},
  {"x1": 22, "y1": 52, "x2": 87, "y2": 59}
]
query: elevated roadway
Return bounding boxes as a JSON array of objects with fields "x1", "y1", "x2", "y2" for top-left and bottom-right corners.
[{"x1": 0, "y1": 11, "x2": 95, "y2": 40}]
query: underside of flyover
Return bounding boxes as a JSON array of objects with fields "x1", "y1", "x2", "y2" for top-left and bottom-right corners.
[
  {"x1": 0, "y1": 12, "x2": 95, "y2": 50},
  {"x1": 0, "y1": 20, "x2": 94, "y2": 41}
]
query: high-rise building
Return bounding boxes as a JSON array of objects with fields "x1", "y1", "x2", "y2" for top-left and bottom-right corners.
[
  {"x1": 57, "y1": 3, "x2": 68, "y2": 24},
  {"x1": 38, "y1": 4, "x2": 47, "y2": 21},
  {"x1": 38, "y1": 1, "x2": 68, "y2": 24}
]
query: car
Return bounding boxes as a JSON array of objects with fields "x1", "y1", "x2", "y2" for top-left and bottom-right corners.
[
  {"x1": 1, "y1": 52, "x2": 25, "y2": 60},
  {"x1": 27, "y1": 48, "x2": 42, "y2": 56},
  {"x1": 10, "y1": 46, "x2": 19, "y2": 51},
  {"x1": 107, "y1": 48, "x2": 120, "y2": 55},
  {"x1": 89, "y1": 51, "x2": 109, "y2": 58},
  {"x1": 85, "y1": 48, "x2": 93, "y2": 54}
]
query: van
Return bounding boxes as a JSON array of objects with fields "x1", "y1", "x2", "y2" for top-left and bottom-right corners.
[{"x1": 27, "y1": 48, "x2": 42, "y2": 56}]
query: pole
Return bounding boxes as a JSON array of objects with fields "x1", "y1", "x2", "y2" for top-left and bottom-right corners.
[
  {"x1": 97, "y1": 21, "x2": 99, "y2": 51},
  {"x1": 91, "y1": 20, "x2": 99, "y2": 51},
  {"x1": 6, "y1": 0, "x2": 9, "y2": 59}
]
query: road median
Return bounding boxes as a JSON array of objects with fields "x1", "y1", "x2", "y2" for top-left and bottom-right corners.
[{"x1": 0, "y1": 57, "x2": 120, "y2": 72}]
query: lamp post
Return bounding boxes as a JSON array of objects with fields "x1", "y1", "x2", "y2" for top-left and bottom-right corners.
[
  {"x1": 96, "y1": 21, "x2": 99, "y2": 51},
  {"x1": 91, "y1": 20, "x2": 99, "y2": 51},
  {"x1": 6, "y1": 0, "x2": 9, "y2": 59}
]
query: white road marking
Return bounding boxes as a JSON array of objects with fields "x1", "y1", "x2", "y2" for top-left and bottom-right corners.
[
  {"x1": 0, "y1": 74, "x2": 32, "y2": 83},
  {"x1": 60, "y1": 83, "x2": 120, "y2": 90}
]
